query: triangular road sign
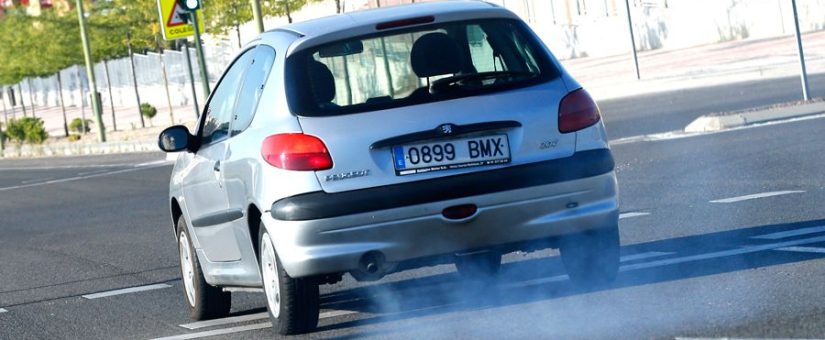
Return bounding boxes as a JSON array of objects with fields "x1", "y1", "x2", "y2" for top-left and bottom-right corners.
[{"x1": 167, "y1": 2, "x2": 188, "y2": 27}]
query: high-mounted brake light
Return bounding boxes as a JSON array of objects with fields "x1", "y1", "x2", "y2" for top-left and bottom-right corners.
[
  {"x1": 261, "y1": 133, "x2": 333, "y2": 171},
  {"x1": 558, "y1": 89, "x2": 601, "y2": 133},
  {"x1": 376, "y1": 16, "x2": 435, "y2": 30}
]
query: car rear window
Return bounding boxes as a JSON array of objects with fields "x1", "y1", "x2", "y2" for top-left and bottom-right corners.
[{"x1": 285, "y1": 19, "x2": 560, "y2": 117}]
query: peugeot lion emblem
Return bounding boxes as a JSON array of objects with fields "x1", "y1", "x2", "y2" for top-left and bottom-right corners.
[{"x1": 440, "y1": 124, "x2": 454, "y2": 135}]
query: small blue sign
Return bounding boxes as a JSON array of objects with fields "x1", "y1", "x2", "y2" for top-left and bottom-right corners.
[{"x1": 393, "y1": 146, "x2": 406, "y2": 169}]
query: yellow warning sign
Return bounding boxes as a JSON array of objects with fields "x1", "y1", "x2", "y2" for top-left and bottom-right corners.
[{"x1": 157, "y1": 0, "x2": 204, "y2": 41}]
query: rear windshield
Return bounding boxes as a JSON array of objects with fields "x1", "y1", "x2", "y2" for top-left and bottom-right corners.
[{"x1": 285, "y1": 19, "x2": 559, "y2": 117}]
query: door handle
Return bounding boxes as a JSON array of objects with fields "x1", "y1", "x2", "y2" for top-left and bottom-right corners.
[{"x1": 213, "y1": 161, "x2": 221, "y2": 172}]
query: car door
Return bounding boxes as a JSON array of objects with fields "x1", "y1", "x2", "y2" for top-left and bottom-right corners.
[{"x1": 182, "y1": 48, "x2": 255, "y2": 262}]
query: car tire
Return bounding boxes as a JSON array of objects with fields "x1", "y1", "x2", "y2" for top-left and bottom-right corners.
[
  {"x1": 455, "y1": 251, "x2": 502, "y2": 279},
  {"x1": 259, "y1": 225, "x2": 320, "y2": 335},
  {"x1": 559, "y1": 225, "x2": 620, "y2": 287},
  {"x1": 177, "y1": 218, "x2": 231, "y2": 320}
]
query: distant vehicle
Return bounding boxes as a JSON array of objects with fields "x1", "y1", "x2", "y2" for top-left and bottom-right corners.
[{"x1": 159, "y1": 1, "x2": 620, "y2": 335}]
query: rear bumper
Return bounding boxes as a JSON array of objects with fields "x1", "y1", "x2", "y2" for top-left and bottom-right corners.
[
  {"x1": 271, "y1": 149, "x2": 614, "y2": 221},
  {"x1": 265, "y1": 149, "x2": 618, "y2": 278}
]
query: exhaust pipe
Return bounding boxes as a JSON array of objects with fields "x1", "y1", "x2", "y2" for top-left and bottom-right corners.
[{"x1": 350, "y1": 251, "x2": 389, "y2": 282}]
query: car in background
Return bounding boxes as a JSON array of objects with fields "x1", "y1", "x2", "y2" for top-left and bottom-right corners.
[{"x1": 158, "y1": 0, "x2": 620, "y2": 335}]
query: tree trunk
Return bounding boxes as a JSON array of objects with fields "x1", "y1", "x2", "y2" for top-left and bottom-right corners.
[
  {"x1": 56, "y1": 72, "x2": 69, "y2": 137},
  {"x1": 103, "y1": 59, "x2": 117, "y2": 131}
]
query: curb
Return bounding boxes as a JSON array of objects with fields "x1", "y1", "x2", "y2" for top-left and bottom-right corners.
[
  {"x1": 0, "y1": 140, "x2": 159, "y2": 159},
  {"x1": 684, "y1": 101, "x2": 825, "y2": 133}
]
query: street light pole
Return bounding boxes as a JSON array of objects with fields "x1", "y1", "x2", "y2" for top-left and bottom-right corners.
[
  {"x1": 251, "y1": 0, "x2": 264, "y2": 33},
  {"x1": 791, "y1": 0, "x2": 810, "y2": 101},
  {"x1": 75, "y1": 0, "x2": 106, "y2": 142},
  {"x1": 190, "y1": 12, "x2": 211, "y2": 98},
  {"x1": 624, "y1": 0, "x2": 641, "y2": 80}
]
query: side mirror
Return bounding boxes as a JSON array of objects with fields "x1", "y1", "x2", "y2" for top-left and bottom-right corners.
[{"x1": 158, "y1": 125, "x2": 195, "y2": 152}]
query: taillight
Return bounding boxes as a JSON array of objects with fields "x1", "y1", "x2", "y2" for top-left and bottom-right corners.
[
  {"x1": 261, "y1": 133, "x2": 333, "y2": 171},
  {"x1": 558, "y1": 89, "x2": 601, "y2": 133}
]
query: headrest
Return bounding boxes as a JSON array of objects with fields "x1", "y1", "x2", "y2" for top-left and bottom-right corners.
[
  {"x1": 308, "y1": 60, "x2": 336, "y2": 104},
  {"x1": 411, "y1": 33, "x2": 461, "y2": 78}
]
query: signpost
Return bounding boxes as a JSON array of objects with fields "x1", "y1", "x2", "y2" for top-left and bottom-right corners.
[
  {"x1": 156, "y1": 0, "x2": 204, "y2": 41},
  {"x1": 157, "y1": 0, "x2": 210, "y2": 116}
]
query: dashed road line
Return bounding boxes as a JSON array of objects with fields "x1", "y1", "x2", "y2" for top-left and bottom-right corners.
[
  {"x1": 751, "y1": 225, "x2": 825, "y2": 240},
  {"x1": 508, "y1": 234, "x2": 825, "y2": 288},
  {"x1": 82, "y1": 283, "x2": 172, "y2": 300},
  {"x1": 19, "y1": 177, "x2": 54, "y2": 184},
  {"x1": 619, "y1": 212, "x2": 650, "y2": 220},
  {"x1": 775, "y1": 246, "x2": 825, "y2": 254},
  {"x1": 153, "y1": 322, "x2": 272, "y2": 340},
  {"x1": 180, "y1": 310, "x2": 356, "y2": 330},
  {"x1": 620, "y1": 251, "x2": 674, "y2": 262},
  {"x1": 180, "y1": 312, "x2": 268, "y2": 330},
  {"x1": 0, "y1": 163, "x2": 170, "y2": 192},
  {"x1": 77, "y1": 169, "x2": 110, "y2": 176},
  {"x1": 0, "y1": 308, "x2": 7, "y2": 313},
  {"x1": 709, "y1": 190, "x2": 805, "y2": 204}
]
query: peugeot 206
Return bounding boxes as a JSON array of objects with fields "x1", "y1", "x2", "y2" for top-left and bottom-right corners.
[{"x1": 158, "y1": 1, "x2": 620, "y2": 335}]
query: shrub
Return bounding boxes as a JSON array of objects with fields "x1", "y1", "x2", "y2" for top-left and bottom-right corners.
[
  {"x1": 67, "y1": 134, "x2": 82, "y2": 142},
  {"x1": 140, "y1": 103, "x2": 157, "y2": 120},
  {"x1": 69, "y1": 118, "x2": 92, "y2": 134},
  {"x1": 6, "y1": 117, "x2": 48, "y2": 144}
]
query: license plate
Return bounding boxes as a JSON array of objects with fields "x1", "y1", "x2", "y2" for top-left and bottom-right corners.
[{"x1": 392, "y1": 134, "x2": 511, "y2": 175}]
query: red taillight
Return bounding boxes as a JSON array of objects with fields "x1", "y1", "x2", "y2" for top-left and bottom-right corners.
[
  {"x1": 261, "y1": 133, "x2": 333, "y2": 171},
  {"x1": 558, "y1": 89, "x2": 601, "y2": 133}
]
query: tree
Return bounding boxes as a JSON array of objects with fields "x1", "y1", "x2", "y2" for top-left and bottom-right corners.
[{"x1": 203, "y1": 0, "x2": 321, "y2": 40}]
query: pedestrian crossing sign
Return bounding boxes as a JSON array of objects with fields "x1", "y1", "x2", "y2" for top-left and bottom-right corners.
[{"x1": 157, "y1": 0, "x2": 204, "y2": 40}]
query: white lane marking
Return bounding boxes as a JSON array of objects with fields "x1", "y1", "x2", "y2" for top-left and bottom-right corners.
[
  {"x1": 709, "y1": 190, "x2": 805, "y2": 204},
  {"x1": 179, "y1": 309, "x2": 356, "y2": 330},
  {"x1": 180, "y1": 313, "x2": 268, "y2": 330},
  {"x1": 77, "y1": 169, "x2": 109, "y2": 176},
  {"x1": 19, "y1": 177, "x2": 54, "y2": 184},
  {"x1": 620, "y1": 251, "x2": 674, "y2": 262},
  {"x1": 135, "y1": 160, "x2": 171, "y2": 167},
  {"x1": 751, "y1": 225, "x2": 825, "y2": 240},
  {"x1": 0, "y1": 163, "x2": 143, "y2": 171},
  {"x1": 610, "y1": 113, "x2": 825, "y2": 146},
  {"x1": 508, "y1": 234, "x2": 825, "y2": 288},
  {"x1": 153, "y1": 322, "x2": 272, "y2": 340},
  {"x1": 82, "y1": 283, "x2": 172, "y2": 299},
  {"x1": 320, "y1": 309, "x2": 357, "y2": 319},
  {"x1": 620, "y1": 234, "x2": 825, "y2": 272},
  {"x1": 0, "y1": 163, "x2": 170, "y2": 192},
  {"x1": 0, "y1": 308, "x2": 7, "y2": 313},
  {"x1": 775, "y1": 246, "x2": 825, "y2": 254},
  {"x1": 619, "y1": 212, "x2": 650, "y2": 220}
]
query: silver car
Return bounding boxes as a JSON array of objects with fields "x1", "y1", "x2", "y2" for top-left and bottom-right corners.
[{"x1": 159, "y1": 1, "x2": 619, "y2": 335}]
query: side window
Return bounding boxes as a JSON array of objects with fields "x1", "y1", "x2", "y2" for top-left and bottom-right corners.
[
  {"x1": 200, "y1": 49, "x2": 255, "y2": 145},
  {"x1": 231, "y1": 46, "x2": 277, "y2": 136}
]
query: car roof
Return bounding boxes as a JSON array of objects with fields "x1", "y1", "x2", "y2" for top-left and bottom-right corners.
[{"x1": 262, "y1": 1, "x2": 519, "y2": 55}]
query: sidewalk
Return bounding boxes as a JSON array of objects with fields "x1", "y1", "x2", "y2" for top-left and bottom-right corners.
[
  {"x1": 4, "y1": 30, "x2": 825, "y2": 158},
  {"x1": 561, "y1": 30, "x2": 825, "y2": 100},
  {"x1": 1, "y1": 104, "x2": 197, "y2": 158}
]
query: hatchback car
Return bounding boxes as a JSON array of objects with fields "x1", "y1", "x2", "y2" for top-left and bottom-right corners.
[{"x1": 159, "y1": 1, "x2": 620, "y2": 335}]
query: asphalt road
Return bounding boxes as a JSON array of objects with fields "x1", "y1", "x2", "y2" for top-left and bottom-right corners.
[
  {"x1": 2, "y1": 90, "x2": 825, "y2": 338},
  {"x1": 598, "y1": 72, "x2": 825, "y2": 139}
]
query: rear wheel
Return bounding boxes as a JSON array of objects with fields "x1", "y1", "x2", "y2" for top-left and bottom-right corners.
[
  {"x1": 559, "y1": 225, "x2": 620, "y2": 287},
  {"x1": 259, "y1": 225, "x2": 319, "y2": 335},
  {"x1": 177, "y1": 218, "x2": 231, "y2": 320},
  {"x1": 455, "y1": 251, "x2": 502, "y2": 279}
]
